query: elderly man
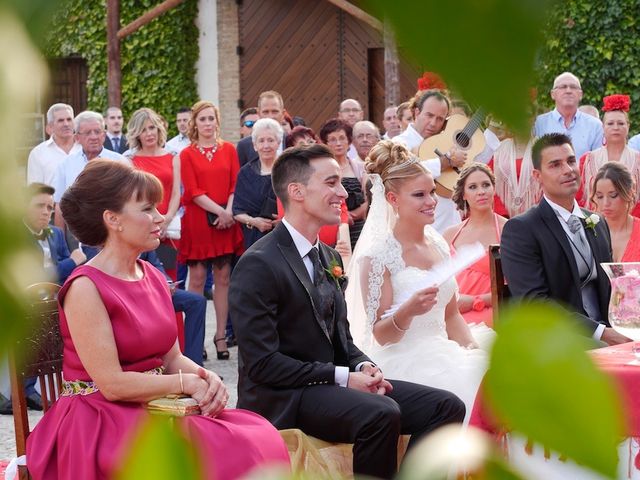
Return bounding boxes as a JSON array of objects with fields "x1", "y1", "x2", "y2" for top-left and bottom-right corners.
[
  {"x1": 393, "y1": 90, "x2": 467, "y2": 233},
  {"x1": 382, "y1": 106, "x2": 401, "y2": 139},
  {"x1": 103, "y1": 106, "x2": 128, "y2": 154},
  {"x1": 338, "y1": 99, "x2": 364, "y2": 161},
  {"x1": 53, "y1": 111, "x2": 128, "y2": 233},
  {"x1": 166, "y1": 107, "x2": 191, "y2": 154},
  {"x1": 352, "y1": 120, "x2": 380, "y2": 161},
  {"x1": 27, "y1": 103, "x2": 82, "y2": 186},
  {"x1": 534, "y1": 72, "x2": 603, "y2": 159},
  {"x1": 236, "y1": 91, "x2": 287, "y2": 166}
]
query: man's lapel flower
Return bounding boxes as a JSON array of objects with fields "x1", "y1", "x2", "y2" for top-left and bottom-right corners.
[
  {"x1": 584, "y1": 213, "x2": 600, "y2": 236},
  {"x1": 325, "y1": 255, "x2": 348, "y2": 290}
]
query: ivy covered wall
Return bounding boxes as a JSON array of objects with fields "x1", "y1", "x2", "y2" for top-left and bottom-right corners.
[
  {"x1": 45, "y1": 0, "x2": 199, "y2": 131},
  {"x1": 536, "y1": 0, "x2": 640, "y2": 128}
]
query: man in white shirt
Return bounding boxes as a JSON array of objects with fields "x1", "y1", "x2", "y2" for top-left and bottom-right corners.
[
  {"x1": 381, "y1": 106, "x2": 401, "y2": 140},
  {"x1": 166, "y1": 107, "x2": 191, "y2": 154},
  {"x1": 393, "y1": 90, "x2": 467, "y2": 233},
  {"x1": 352, "y1": 121, "x2": 380, "y2": 161},
  {"x1": 26, "y1": 103, "x2": 81, "y2": 186},
  {"x1": 338, "y1": 99, "x2": 364, "y2": 161},
  {"x1": 103, "y1": 107, "x2": 128, "y2": 154}
]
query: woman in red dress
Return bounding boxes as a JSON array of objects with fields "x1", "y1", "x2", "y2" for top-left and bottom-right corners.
[
  {"x1": 179, "y1": 101, "x2": 243, "y2": 360},
  {"x1": 126, "y1": 108, "x2": 181, "y2": 275}
]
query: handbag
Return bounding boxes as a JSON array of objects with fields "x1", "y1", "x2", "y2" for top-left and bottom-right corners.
[
  {"x1": 146, "y1": 394, "x2": 201, "y2": 417},
  {"x1": 206, "y1": 204, "x2": 227, "y2": 227},
  {"x1": 165, "y1": 214, "x2": 181, "y2": 239}
]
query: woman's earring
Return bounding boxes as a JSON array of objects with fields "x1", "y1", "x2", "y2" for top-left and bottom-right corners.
[
  {"x1": 117, "y1": 225, "x2": 123, "y2": 232},
  {"x1": 463, "y1": 202, "x2": 468, "y2": 218}
]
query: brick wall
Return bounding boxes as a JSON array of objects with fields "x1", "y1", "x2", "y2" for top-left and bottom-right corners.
[{"x1": 217, "y1": 0, "x2": 241, "y2": 143}]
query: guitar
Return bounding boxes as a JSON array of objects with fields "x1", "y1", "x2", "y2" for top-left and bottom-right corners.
[{"x1": 417, "y1": 109, "x2": 487, "y2": 194}]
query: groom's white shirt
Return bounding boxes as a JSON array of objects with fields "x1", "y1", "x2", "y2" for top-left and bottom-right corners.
[
  {"x1": 282, "y1": 218, "x2": 370, "y2": 387},
  {"x1": 543, "y1": 195, "x2": 605, "y2": 340}
]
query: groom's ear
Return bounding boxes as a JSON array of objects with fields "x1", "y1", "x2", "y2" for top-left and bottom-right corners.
[{"x1": 288, "y1": 182, "x2": 304, "y2": 203}]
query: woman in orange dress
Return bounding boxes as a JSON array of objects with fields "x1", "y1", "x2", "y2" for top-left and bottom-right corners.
[
  {"x1": 179, "y1": 101, "x2": 243, "y2": 360},
  {"x1": 443, "y1": 163, "x2": 507, "y2": 327},
  {"x1": 577, "y1": 94, "x2": 640, "y2": 217},
  {"x1": 590, "y1": 162, "x2": 640, "y2": 262}
]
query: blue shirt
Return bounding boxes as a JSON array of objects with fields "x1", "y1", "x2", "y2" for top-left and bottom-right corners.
[
  {"x1": 53, "y1": 148, "x2": 129, "y2": 202},
  {"x1": 628, "y1": 134, "x2": 640, "y2": 152},
  {"x1": 534, "y1": 108, "x2": 603, "y2": 159}
]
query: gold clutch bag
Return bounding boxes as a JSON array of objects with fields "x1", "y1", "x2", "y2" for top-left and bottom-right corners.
[{"x1": 146, "y1": 394, "x2": 201, "y2": 417}]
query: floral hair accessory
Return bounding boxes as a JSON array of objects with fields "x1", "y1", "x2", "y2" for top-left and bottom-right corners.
[
  {"x1": 602, "y1": 94, "x2": 630, "y2": 113},
  {"x1": 417, "y1": 72, "x2": 447, "y2": 92},
  {"x1": 585, "y1": 213, "x2": 600, "y2": 235}
]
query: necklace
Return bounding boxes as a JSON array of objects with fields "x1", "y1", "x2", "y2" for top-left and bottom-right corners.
[{"x1": 197, "y1": 143, "x2": 218, "y2": 161}]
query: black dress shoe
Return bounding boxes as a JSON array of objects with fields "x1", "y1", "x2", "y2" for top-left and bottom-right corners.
[
  {"x1": 0, "y1": 393, "x2": 12, "y2": 415},
  {"x1": 26, "y1": 392, "x2": 43, "y2": 411}
]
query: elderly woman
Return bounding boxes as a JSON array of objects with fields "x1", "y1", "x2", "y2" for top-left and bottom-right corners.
[
  {"x1": 126, "y1": 108, "x2": 181, "y2": 267},
  {"x1": 25, "y1": 160, "x2": 290, "y2": 480},
  {"x1": 578, "y1": 94, "x2": 640, "y2": 216},
  {"x1": 179, "y1": 101, "x2": 244, "y2": 360},
  {"x1": 232, "y1": 118, "x2": 281, "y2": 249},
  {"x1": 591, "y1": 162, "x2": 640, "y2": 261},
  {"x1": 319, "y1": 118, "x2": 368, "y2": 249}
]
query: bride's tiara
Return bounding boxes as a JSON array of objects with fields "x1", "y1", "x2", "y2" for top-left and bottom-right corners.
[{"x1": 385, "y1": 155, "x2": 420, "y2": 175}]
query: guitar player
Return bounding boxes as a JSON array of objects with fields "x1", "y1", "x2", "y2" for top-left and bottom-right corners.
[{"x1": 393, "y1": 89, "x2": 468, "y2": 233}]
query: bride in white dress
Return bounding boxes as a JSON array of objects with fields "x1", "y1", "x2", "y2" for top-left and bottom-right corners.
[{"x1": 346, "y1": 141, "x2": 495, "y2": 418}]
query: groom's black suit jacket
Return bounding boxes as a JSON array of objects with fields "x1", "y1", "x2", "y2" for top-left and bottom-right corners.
[
  {"x1": 229, "y1": 223, "x2": 370, "y2": 428},
  {"x1": 501, "y1": 197, "x2": 612, "y2": 335}
]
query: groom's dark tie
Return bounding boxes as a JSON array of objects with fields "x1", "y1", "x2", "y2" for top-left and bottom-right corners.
[{"x1": 307, "y1": 247, "x2": 335, "y2": 337}]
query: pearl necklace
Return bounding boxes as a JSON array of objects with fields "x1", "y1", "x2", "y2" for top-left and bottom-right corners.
[{"x1": 197, "y1": 143, "x2": 218, "y2": 161}]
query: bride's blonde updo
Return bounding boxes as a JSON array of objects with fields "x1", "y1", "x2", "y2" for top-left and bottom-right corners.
[{"x1": 365, "y1": 140, "x2": 429, "y2": 192}]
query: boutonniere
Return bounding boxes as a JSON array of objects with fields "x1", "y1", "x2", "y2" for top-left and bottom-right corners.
[
  {"x1": 325, "y1": 255, "x2": 348, "y2": 290},
  {"x1": 584, "y1": 213, "x2": 600, "y2": 236}
]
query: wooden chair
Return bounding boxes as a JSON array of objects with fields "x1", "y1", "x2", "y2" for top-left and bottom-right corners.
[
  {"x1": 489, "y1": 244, "x2": 510, "y2": 325},
  {"x1": 9, "y1": 282, "x2": 63, "y2": 480}
]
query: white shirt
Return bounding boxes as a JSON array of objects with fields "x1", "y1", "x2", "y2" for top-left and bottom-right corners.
[
  {"x1": 166, "y1": 134, "x2": 190, "y2": 155},
  {"x1": 543, "y1": 195, "x2": 605, "y2": 340},
  {"x1": 27, "y1": 138, "x2": 82, "y2": 186},
  {"x1": 392, "y1": 124, "x2": 442, "y2": 178},
  {"x1": 281, "y1": 218, "x2": 369, "y2": 386}
]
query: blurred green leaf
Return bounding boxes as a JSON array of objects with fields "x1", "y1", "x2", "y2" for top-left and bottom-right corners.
[
  {"x1": 115, "y1": 416, "x2": 203, "y2": 480},
  {"x1": 0, "y1": 0, "x2": 62, "y2": 46},
  {"x1": 485, "y1": 302, "x2": 624, "y2": 478},
  {"x1": 364, "y1": 0, "x2": 554, "y2": 134}
]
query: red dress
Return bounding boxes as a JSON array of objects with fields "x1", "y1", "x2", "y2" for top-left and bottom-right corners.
[
  {"x1": 132, "y1": 153, "x2": 174, "y2": 214},
  {"x1": 179, "y1": 143, "x2": 244, "y2": 262},
  {"x1": 25, "y1": 262, "x2": 290, "y2": 479},
  {"x1": 621, "y1": 218, "x2": 640, "y2": 262}
]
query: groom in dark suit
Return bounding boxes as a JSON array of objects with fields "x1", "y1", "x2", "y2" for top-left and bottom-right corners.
[
  {"x1": 501, "y1": 133, "x2": 629, "y2": 345},
  {"x1": 230, "y1": 144, "x2": 465, "y2": 479}
]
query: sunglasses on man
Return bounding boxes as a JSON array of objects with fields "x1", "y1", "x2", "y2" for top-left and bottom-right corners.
[{"x1": 243, "y1": 120, "x2": 256, "y2": 128}]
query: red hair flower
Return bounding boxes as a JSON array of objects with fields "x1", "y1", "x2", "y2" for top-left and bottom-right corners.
[
  {"x1": 602, "y1": 94, "x2": 630, "y2": 112},
  {"x1": 417, "y1": 72, "x2": 447, "y2": 92}
]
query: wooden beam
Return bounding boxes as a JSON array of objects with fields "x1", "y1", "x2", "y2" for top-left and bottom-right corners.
[
  {"x1": 325, "y1": 0, "x2": 382, "y2": 31},
  {"x1": 383, "y1": 19, "x2": 400, "y2": 106},
  {"x1": 106, "y1": 0, "x2": 121, "y2": 108},
  {"x1": 118, "y1": 0, "x2": 187, "y2": 40}
]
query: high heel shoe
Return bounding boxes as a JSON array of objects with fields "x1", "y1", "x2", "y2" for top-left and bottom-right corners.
[{"x1": 214, "y1": 337, "x2": 230, "y2": 360}]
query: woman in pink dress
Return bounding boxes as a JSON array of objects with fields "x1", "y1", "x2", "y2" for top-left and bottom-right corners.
[
  {"x1": 577, "y1": 94, "x2": 640, "y2": 217},
  {"x1": 443, "y1": 164, "x2": 507, "y2": 327},
  {"x1": 26, "y1": 160, "x2": 289, "y2": 480},
  {"x1": 179, "y1": 101, "x2": 244, "y2": 359},
  {"x1": 591, "y1": 162, "x2": 640, "y2": 262},
  {"x1": 126, "y1": 108, "x2": 181, "y2": 276}
]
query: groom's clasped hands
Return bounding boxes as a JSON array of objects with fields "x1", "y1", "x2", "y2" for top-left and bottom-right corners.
[{"x1": 348, "y1": 363, "x2": 394, "y2": 395}]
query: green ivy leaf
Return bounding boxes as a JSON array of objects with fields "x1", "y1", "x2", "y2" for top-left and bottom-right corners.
[{"x1": 484, "y1": 302, "x2": 624, "y2": 479}]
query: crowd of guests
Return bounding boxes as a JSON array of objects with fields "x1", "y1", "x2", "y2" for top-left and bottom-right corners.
[{"x1": 10, "y1": 68, "x2": 640, "y2": 478}]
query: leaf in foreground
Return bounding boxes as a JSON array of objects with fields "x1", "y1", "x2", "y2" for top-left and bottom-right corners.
[{"x1": 485, "y1": 302, "x2": 624, "y2": 479}]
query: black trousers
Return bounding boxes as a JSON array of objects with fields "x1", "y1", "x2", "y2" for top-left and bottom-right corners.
[{"x1": 295, "y1": 379, "x2": 465, "y2": 479}]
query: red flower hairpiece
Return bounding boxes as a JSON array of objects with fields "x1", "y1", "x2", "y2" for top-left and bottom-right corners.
[
  {"x1": 602, "y1": 94, "x2": 630, "y2": 112},
  {"x1": 417, "y1": 72, "x2": 447, "y2": 91}
]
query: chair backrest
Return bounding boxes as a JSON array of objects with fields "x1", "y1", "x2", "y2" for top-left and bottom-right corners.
[
  {"x1": 9, "y1": 282, "x2": 63, "y2": 477},
  {"x1": 489, "y1": 244, "x2": 510, "y2": 325}
]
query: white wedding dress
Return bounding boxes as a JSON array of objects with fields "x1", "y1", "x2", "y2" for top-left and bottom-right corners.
[{"x1": 346, "y1": 174, "x2": 495, "y2": 420}]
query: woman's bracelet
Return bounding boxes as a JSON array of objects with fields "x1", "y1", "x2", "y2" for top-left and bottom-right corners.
[
  {"x1": 178, "y1": 369, "x2": 184, "y2": 394},
  {"x1": 390, "y1": 313, "x2": 409, "y2": 332}
]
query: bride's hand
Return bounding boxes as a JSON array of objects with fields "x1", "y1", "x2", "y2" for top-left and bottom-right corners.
[{"x1": 403, "y1": 286, "x2": 439, "y2": 317}]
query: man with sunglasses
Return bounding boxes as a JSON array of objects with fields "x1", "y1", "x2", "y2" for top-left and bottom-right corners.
[
  {"x1": 534, "y1": 72, "x2": 603, "y2": 159},
  {"x1": 240, "y1": 107, "x2": 259, "y2": 139},
  {"x1": 237, "y1": 90, "x2": 288, "y2": 166}
]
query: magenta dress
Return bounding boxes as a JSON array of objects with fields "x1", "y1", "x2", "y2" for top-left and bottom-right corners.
[{"x1": 26, "y1": 261, "x2": 290, "y2": 480}]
